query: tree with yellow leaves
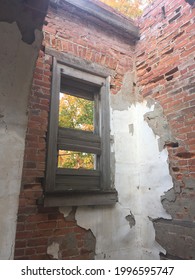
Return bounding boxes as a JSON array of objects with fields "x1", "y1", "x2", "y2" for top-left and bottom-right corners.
[
  {"x1": 100, "y1": 0, "x2": 153, "y2": 18},
  {"x1": 58, "y1": 93, "x2": 94, "y2": 170}
]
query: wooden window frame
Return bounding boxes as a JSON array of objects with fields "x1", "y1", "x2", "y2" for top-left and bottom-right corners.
[{"x1": 44, "y1": 49, "x2": 118, "y2": 206}]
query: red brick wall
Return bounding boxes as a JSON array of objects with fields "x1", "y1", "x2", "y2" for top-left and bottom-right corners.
[
  {"x1": 14, "y1": 0, "x2": 195, "y2": 260},
  {"x1": 136, "y1": 0, "x2": 195, "y2": 259},
  {"x1": 14, "y1": 3, "x2": 135, "y2": 259}
]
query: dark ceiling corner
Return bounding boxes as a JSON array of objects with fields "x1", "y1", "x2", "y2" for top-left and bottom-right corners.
[{"x1": 0, "y1": 0, "x2": 50, "y2": 44}]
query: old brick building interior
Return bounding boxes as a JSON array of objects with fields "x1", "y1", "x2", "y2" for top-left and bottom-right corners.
[{"x1": 0, "y1": 0, "x2": 195, "y2": 260}]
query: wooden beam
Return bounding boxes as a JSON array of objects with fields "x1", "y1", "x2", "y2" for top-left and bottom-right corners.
[{"x1": 59, "y1": 63, "x2": 105, "y2": 86}]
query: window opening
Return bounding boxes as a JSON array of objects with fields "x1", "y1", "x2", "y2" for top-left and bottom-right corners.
[
  {"x1": 59, "y1": 93, "x2": 94, "y2": 132},
  {"x1": 44, "y1": 54, "x2": 117, "y2": 206},
  {"x1": 58, "y1": 150, "x2": 95, "y2": 170}
]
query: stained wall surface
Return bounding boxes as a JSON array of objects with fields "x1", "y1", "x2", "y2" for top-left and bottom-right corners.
[
  {"x1": 0, "y1": 23, "x2": 43, "y2": 259},
  {"x1": 0, "y1": 0, "x2": 48, "y2": 259}
]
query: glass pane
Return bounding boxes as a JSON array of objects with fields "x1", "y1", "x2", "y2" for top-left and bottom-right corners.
[
  {"x1": 58, "y1": 150, "x2": 95, "y2": 170},
  {"x1": 59, "y1": 93, "x2": 94, "y2": 131}
]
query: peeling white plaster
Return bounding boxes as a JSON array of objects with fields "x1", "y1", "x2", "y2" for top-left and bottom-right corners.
[
  {"x1": 0, "y1": 22, "x2": 42, "y2": 259},
  {"x1": 76, "y1": 101, "x2": 172, "y2": 259},
  {"x1": 47, "y1": 242, "x2": 60, "y2": 259},
  {"x1": 59, "y1": 207, "x2": 73, "y2": 218}
]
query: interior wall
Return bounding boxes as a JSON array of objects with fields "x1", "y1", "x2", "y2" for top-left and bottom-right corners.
[
  {"x1": 13, "y1": 0, "x2": 195, "y2": 260},
  {"x1": 0, "y1": 22, "x2": 43, "y2": 259},
  {"x1": 14, "y1": 2, "x2": 139, "y2": 260},
  {"x1": 0, "y1": 0, "x2": 48, "y2": 260},
  {"x1": 136, "y1": 0, "x2": 195, "y2": 259},
  {"x1": 76, "y1": 98, "x2": 173, "y2": 259}
]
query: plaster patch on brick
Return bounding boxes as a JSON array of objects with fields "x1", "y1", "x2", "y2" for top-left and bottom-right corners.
[
  {"x1": 51, "y1": 207, "x2": 96, "y2": 259},
  {"x1": 161, "y1": 188, "x2": 176, "y2": 203},
  {"x1": 76, "y1": 101, "x2": 172, "y2": 259},
  {"x1": 111, "y1": 71, "x2": 142, "y2": 111},
  {"x1": 161, "y1": 178, "x2": 195, "y2": 221},
  {"x1": 144, "y1": 102, "x2": 177, "y2": 151},
  {"x1": 47, "y1": 242, "x2": 60, "y2": 260},
  {"x1": 59, "y1": 207, "x2": 73, "y2": 218},
  {"x1": 183, "y1": 178, "x2": 195, "y2": 190},
  {"x1": 142, "y1": 99, "x2": 195, "y2": 254},
  {"x1": 152, "y1": 219, "x2": 195, "y2": 259}
]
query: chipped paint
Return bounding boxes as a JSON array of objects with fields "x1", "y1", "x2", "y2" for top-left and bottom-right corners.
[
  {"x1": 76, "y1": 100, "x2": 173, "y2": 259},
  {"x1": 110, "y1": 71, "x2": 142, "y2": 111},
  {"x1": 59, "y1": 207, "x2": 73, "y2": 218},
  {"x1": 144, "y1": 102, "x2": 177, "y2": 151}
]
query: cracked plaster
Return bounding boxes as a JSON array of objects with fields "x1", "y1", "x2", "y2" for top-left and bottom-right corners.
[
  {"x1": 144, "y1": 101, "x2": 177, "y2": 152},
  {"x1": 76, "y1": 79, "x2": 173, "y2": 258}
]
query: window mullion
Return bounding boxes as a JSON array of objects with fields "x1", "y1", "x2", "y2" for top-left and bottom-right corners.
[{"x1": 99, "y1": 77, "x2": 111, "y2": 190}]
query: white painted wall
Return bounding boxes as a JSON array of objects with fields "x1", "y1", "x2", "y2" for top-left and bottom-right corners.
[
  {"x1": 75, "y1": 101, "x2": 172, "y2": 259},
  {"x1": 0, "y1": 22, "x2": 42, "y2": 259}
]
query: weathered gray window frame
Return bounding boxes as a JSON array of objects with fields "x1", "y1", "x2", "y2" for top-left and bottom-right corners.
[{"x1": 44, "y1": 48, "x2": 117, "y2": 206}]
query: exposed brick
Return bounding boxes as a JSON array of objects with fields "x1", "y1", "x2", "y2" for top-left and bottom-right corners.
[
  {"x1": 15, "y1": 0, "x2": 195, "y2": 261},
  {"x1": 37, "y1": 221, "x2": 57, "y2": 230},
  {"x1": 15, "y1": 249, "x2": 25, "y2": 257},
  {"x1": 136, "y1": 0, "x2": 195, "y2": 259},
  {"x1": 15, "y1": 240, "x2": 27, "y2": 249},
  {"x1": 16, "y1": 231, "x2": 33, "y2": 240},
  {"x1": 27, "y1": 238, "x2": 48, "y2": 247}
]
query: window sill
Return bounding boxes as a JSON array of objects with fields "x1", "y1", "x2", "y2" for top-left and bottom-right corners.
[{"x1": 44, "y1": 190, "x2": 118, "y2": 207}]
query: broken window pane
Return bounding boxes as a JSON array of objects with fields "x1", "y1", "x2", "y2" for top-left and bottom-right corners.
[
  {"x1": 59, "y1": 93, "x2": 94, "y2": 132},
  {"x1": 58, "y1": 150, "x2": 95, "y2": 170}
]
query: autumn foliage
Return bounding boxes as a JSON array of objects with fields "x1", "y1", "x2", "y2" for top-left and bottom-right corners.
[
  {"x1": 58, "y1": 93, "x2": 94, "y2": 169},
  {"x1": 99, "y1": 0, "x2": 153, "y2": 18}
]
